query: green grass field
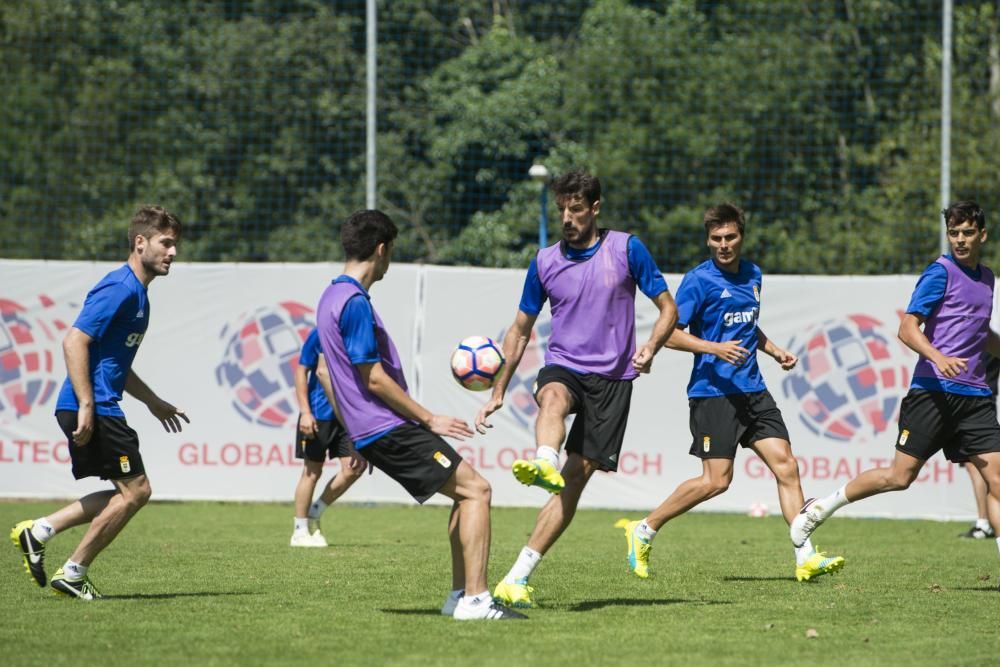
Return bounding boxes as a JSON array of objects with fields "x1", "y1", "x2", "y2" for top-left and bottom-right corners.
[{"x1": 2, "y1": 500, "x2": 997, "y2": 666}]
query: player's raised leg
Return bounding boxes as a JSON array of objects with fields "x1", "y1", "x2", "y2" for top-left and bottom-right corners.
[{"x1": 511, "y1": 381, "x2": 572, "y2": 494}]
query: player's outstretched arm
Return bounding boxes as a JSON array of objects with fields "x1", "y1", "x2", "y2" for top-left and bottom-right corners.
[
  {"x1": 359, "y1": 361, "x2": 473, "y2": 440},
  {"x1": 63, "y1": 327, "x2": 96, "y2": 446},
  {"x1": 125, "y1": 371, "x2": 190, "y2": 433},
  {"x1": 475, "y1": 310, "x2": 537, "y2": 433},
  {"x1": 294, "y1": 361, "x2": 318, "y2": 438},
  {"x1": 757, "y1": 328, "x2": 797, "y2": 370},
  {"x1": 898, "y1": 313, "x2": 968, "y2": 378},
  {"x1": 632, "y1": 290, "x2": 678, "y2": 373}
]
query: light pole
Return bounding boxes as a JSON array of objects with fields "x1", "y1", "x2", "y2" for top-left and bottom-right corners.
[{"x1": 528, "y1": 163, "x2": 550, "y2": 248}]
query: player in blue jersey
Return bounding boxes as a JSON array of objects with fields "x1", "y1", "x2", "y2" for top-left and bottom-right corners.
[
  {"x1": 477, "y1": 170, "x2": 678, "y2": 608},
  {"x1": 10, "y1": 206, "x2": 189, "y2": 600},
  {"x1": 290, "y1": 327, "x2": 365, "y2": 547},
  {"x1": 615, "y1": 203, "x2": 845, "y2": 582}
]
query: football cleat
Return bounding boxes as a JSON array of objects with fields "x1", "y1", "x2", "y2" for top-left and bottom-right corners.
[
  {"x1": 10, "y1": 520, "x2": 47, "y2": 587},
  {"x1": 290, "y1": 532, "x2": 322, "y2": 548},
  {"x1": 511, "y1": 458, "x2": 565, "y2": 494},
  {"x1": 453, "y1": 598, "x2": 528, "y2": 620},
  {"x1": 441, "y1": 589, "x2": 464, "y2": 616},
  {"x1": 492, "y1": 578, "x2": 536, "y2": 609},
  {"x1": 957, "y1": 524, "x2": 995, "y2": 539},
  {"x1": 790, "y1": 498, "x2": 827, "y2": 548},
  {"x1": 310, "y1": 531, "x2": 329, "y2": 547},
  {"x1": 615, "y1": 518, "x2": 652, "y2": 579},
  {"x1": 795, "y1": 550, "x2": 846, "y2": 582},
  {"x1": 50, "y1": 568, "x2": 103, "y2": 600}
]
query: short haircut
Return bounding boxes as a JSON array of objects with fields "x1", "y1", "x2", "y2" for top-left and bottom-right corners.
[
  {"x1": 942, "y1": 201, "x2": 986, "y2": 230},
  {"x1": 129, "y1": 206, "x2": 181, "y2": 250},
  {"x1": 341, "y1": 209, "x2": 398, "y2": 260},
  {"x1": 551, "y1": 170, "x2": 601, "y2": 207},
  {"x1": 703, "y1": 203, "x2": 745, "y2": 237}
]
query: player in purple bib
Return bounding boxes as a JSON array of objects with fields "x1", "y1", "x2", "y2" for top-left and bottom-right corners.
[
  {"x1": 10, "y1": 206, "x2": 189, "y2": 600},
  {"x1": 476, "y1": 170, "x2": 679, "y2": 608},
  {"x1": 792, "y1": 201, "x2": 1000, "y2": 574},
  {"x1": 315, "y1": 209, "x2": 525, "y2": 621}
]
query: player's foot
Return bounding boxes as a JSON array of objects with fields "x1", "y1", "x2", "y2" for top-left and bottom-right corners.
[
  {"x1": 957, "y1": 524, "x2": 995, "y2": 539},
  {"x1": 441, "y1": 589, "x2": 464, "y2": 616},
  {"x1": 511, "y1": 458, "x2": 564, "y2": 494},
  {"x1": 310, "y1": 531, "x2": 329, "y2": 547},
  {"x1": 614, "y1": 518, "x2": 652, "y2": 579},
  {"x1": 308, "y1": 518, "x2": 322, "y2": 536},
  {"x1": 290, "y1": 532, "x2": 321, "y2": 548},
  {"x1": 10, "y1": 520, "x2": 47, "y2": 587},
  {"x1": 790, "y1": 498, "x2": 827, "y2": 548},
  {"x1": 492, "y1": 578, "x2": 536, "y2": 609},
  {"x1": 50, "y1": 568, "x2": 103, "y2": 600},
  {"x1": 795, "y1": 550, "x2": 845, "y2": 582},
  {"x1": 453, "y1": 597, "x2": 528, "y2": 620}
]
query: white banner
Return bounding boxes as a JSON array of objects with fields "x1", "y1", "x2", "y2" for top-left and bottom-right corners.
[{"x1": 0, "y1": 260, "x2": 976, "y2": 520}]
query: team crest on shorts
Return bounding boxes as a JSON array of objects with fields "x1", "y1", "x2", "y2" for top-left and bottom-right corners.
[
  {"x1": 433, "y1": 451, "x2": 452, "y2": 469},
  {"x1": 119, "y1": 456, "x2": 131, "y2": 473},
  {"x1": 898, "y1": 429, "x2": 909, "y2": 446},
  {"x1": 702, "y1": 436, "x2": 711, "y2": 452}
]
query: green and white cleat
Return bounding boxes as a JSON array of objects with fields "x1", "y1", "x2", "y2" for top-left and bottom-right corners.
[
  {"x1": 795, "y1": 549, "x2": 845, "y2": 582},
  {"x1": 492, "y1": 578, "x2": 536, "y2": 609},
  {"x1": 615, "y1": 519, "x2": 652, "y2": 579},
  {"x1": 10, "y1": 519, "x2": 47, "y2": 587},
  {"x1": 511, "y1": 458, "x2": 565, "y2": 494},
  {"x1": 50, "y1": 568, "x2": 103, "y2": 600}
]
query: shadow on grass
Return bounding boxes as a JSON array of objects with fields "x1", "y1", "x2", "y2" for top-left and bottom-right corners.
[
  {"x1": 560, "y1": 598, "x2": 732, "y2": 612},
  {"x1": 103, "y1": 591, "x2": 259, "y2": 600},
  {"x1": 722, "y1": 576, "x2": 796, "y2": 582},
  {"x1": 379, "y1": 608, "x2": 441, "y2": 616},
  {"x1": 950, "y1": 586, "x2": 999, "y2": 593}
]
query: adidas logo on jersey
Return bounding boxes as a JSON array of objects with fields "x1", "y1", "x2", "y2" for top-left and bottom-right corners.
[
  {"x1": 136, "y1": 309, "x2": 144, "y2": 318},
  {"x1": 720, "y1": 289, "x2": 732, "y2": 299}
]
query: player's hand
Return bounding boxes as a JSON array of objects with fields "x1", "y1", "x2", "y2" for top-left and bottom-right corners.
[
  {"x1": 772, "y1": 347, "x2": 798, "y2": 371},
  {"x1": 935, "y1": 355, "x2": 968, "y2": 378},
  {"x1": 712, "y1": 339, "x2": 749, "y2": 366},
  {"x1": 72, "y1": 406, "x2": 95, "y2": 446},
  {"x1": 631, "y1": 342, "x2": 658, "y2": 374},
  {"x1": 298, "y1": 412, "x2": 318, "y2": 439},
  {"x1": 428, "y1": 414, "x2": 475, "y2": 440},
  {"x1": 475, "y1": 396, "x2": 504, "y2": 434},
  {"x1": 147, "y1": 398, "x2": 190, "y2": 433},
  {"x1": 346, "y1": 446, "x2": 366, "y2": 472}
]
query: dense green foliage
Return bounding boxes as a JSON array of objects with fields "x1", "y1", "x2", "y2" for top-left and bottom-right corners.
[
  {"x1": 2, "y1": 1, "x2": 1000, "y2": 272},
  {"x1": 2, "y1": 501, "x2": 997, "y2": 665}
]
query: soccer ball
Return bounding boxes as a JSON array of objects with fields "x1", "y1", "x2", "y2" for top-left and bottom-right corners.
[
  {"x1": 747, "y1": 502, "x2": 769, "y2": 518},
  {"x1": 450, "y1": 336, "x2": 504, "y2": 391}
]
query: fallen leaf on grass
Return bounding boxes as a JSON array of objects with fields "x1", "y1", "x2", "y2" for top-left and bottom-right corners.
[
  {"x1": 805, "y1": 628, "x2": 819, "y2": 639},
  {"x1": 928, "y1": 583, "x2": 944, "y2": 593}
]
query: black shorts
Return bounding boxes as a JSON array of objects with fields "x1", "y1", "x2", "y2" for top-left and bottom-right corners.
[
  {"x1": 534, "y1": 365, "x2": 633, "y2": 472},
  {"x1": 896, "y1": 389, "x2": 1000, "y2": 462},
  {"x1": 56, "y1": 410, "x2": 145, "y2": 481},
  {"x1": 688, "y1": 391, "x2": 789, "y2": 460},
  {"x1": 359, "y1": 423, "x2": 462, "y2": 503},
  {"x1": 295, "y1": 418, "x2": 353, "y2": 462}
]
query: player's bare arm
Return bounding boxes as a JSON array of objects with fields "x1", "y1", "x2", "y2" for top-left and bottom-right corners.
[
  {"x1": 757, "y1": 329, "x2": 797, "y2": 370},
  {"x1": 293, "y1": 359, "x2": 318, "y2": 438},
  {"x1": 124, "y1": 370, "x2": 190, "y2": 433},
  {"x1": 359, "y1": 361, "x2": 473, "y2": 440},
  {"x1": 475, "y1": 309, "x2": 537, "y2": 433},
  {"x1": 63, "y1": 327, "x2": 96, "y2": 446},
  {"x1": 314, "y1": 353, "x2": 346, "y2": 427},
  {"x1": 665, "y1": 327, "x2": 750, "y2": 366},
  {"x1": 632, "y1": 290, "x2": 678, "y2": 373},
  {"x1": 898, "y1": 312, "x2": 968, "y2": 378}
]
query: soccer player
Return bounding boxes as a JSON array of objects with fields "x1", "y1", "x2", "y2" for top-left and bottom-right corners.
[
  {"x1": 290, "y1": 327, "x2": 365, "y2": 547},
  {"x1": 476, "y1": 170, "x2": 679, "y2": 608},
  {"x1": 316, "y1": 209, "x2": 525, "y2": 620},
  {"x1": 10, "y1": 206, "x2": 189, "y2": 600},
  {"x1": 615, "y1": 204, "x2": 845, "y2": 582},
  {"x1": 791, "y1": 201, "x2": 1000, "y2": 570}
]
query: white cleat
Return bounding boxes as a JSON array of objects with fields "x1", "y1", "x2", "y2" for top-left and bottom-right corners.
[
  {"x1": 310, "y1": 531, "x2": 329, "y2": 547},
  {"x1": 790, "y1": 498, "x2": 827, "y2": 548},
  {"x1": 290, "y1": 532, "x2": 321, "y2": 548}
]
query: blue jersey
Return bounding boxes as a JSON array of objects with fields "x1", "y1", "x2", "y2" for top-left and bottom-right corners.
[
  {"x1": 298, "y1": 329, "x2": 335, "y2": 421},
  {"x1": 676, "y1": 259, "x2": 766, "y2": 397},
  {"x1": 905, "y1": 256, "x2": 991, "y2": 397},
  {"x1": 518, "y1": 234, "x2": 667, "y2": 315},
  {"x1": 55, "y1": 265, "x2": 149, "y2": 417}
]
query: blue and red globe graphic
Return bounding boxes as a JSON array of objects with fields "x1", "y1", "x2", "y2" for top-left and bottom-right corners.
[
  {"x1": 502, "y1": 321, "x2": 552, "y2": 427},
  {"x1": 0, "y1": 295, "x2": 68, "y2": 417},
  {"x1": 215, "y1": 302, "x2": 314, "y2": 428},
  {"x1": 781, "y1": 314, "x2": 913, "y2": 443}
]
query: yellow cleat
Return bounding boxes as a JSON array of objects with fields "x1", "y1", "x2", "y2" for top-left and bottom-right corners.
[
  {"x1": 10, "y1": 519, "x2": 47, "y2": 587},
  {"x1": 493, "y1": 578, "x2": 536, "y2": 609},
  {"x1": 511, "y1": 458, "x2": 565, "y2": 494},
  {"x1": 615, "y1": 519, "x2": 652, "y2": 579},
  {"x1": 795, "y1": 549, "x2": 846, "y2": 582}
]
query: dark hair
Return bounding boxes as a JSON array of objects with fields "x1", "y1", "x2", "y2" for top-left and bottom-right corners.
[
  {"x1": 942, "y1": 201, "x2": 985, "y2": 230},
  {"x1": 128, "y1": 206, "x2": 181, "y2": 250},
  {"x1": 551, "y1": 170, "x2": 601, "y2": 207},
  {"x1": 341, "y1": 209, "x2": 398, "y2": 260},
  {"x1": 703, "y1": 203, "x2": 745, "y2": 237}
]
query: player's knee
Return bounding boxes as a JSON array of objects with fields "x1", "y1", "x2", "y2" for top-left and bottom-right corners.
[
  {"x1": 123, "y1": 480, "x2": 152, "y2": 510},
  {"x1": 886, "y1": 471, "x2": 913, "y2": 491},
  {"x1": 703, "y1": 475, "x2": 731, "y2": 497},
  {"x1": 772, "y1": 456, "x2": 800, "y2": 483}
]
